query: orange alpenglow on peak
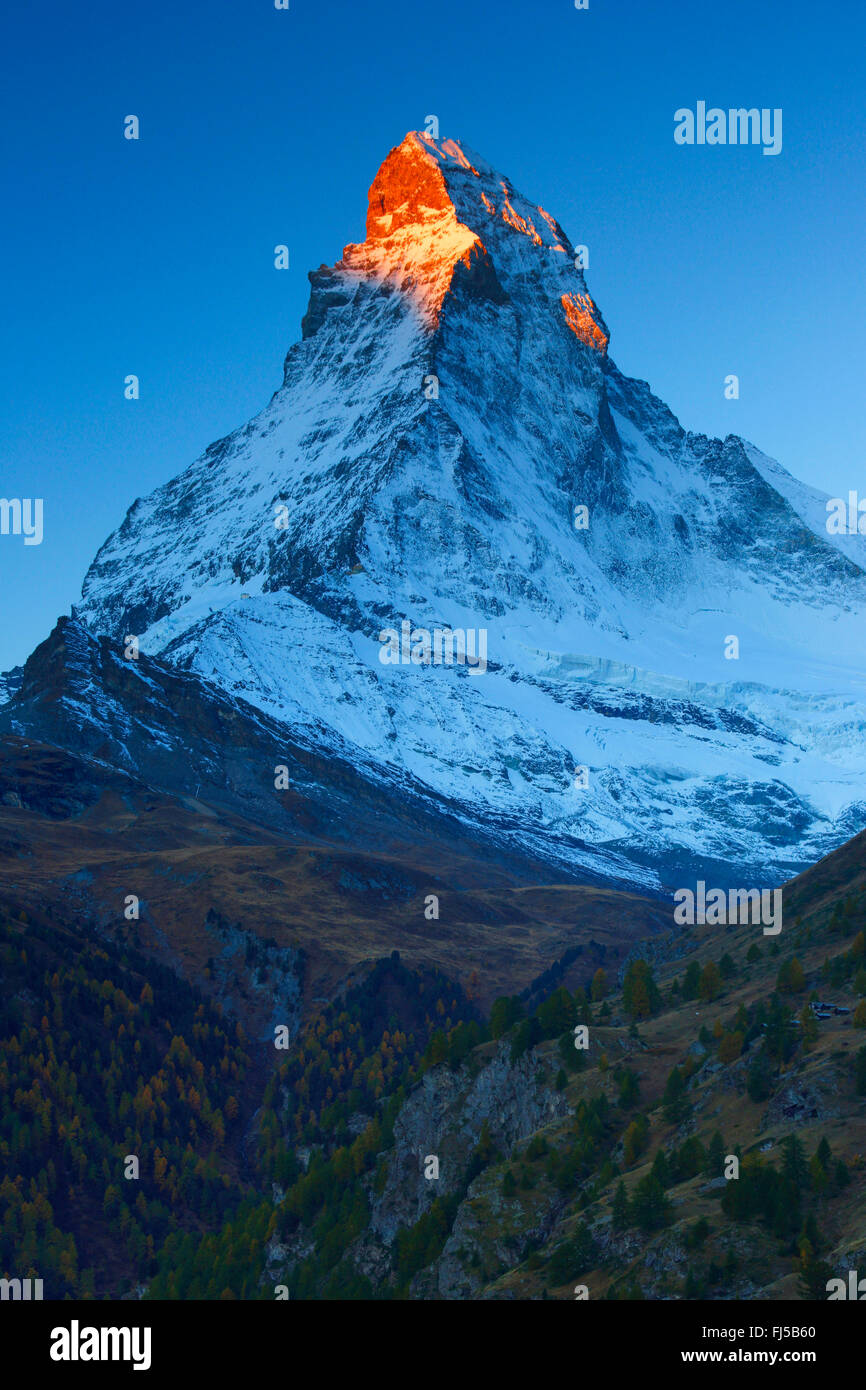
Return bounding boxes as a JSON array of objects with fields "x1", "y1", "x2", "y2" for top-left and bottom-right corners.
[
  {"x1": 561, "y1": 292, "x2": 609, "y2": 354},
  {"x1": 339, "y1": 131, "x2": 609, "y2": 353},
  {"x1": 340, "y1": 133, "x2": 484, "y2": 326}
]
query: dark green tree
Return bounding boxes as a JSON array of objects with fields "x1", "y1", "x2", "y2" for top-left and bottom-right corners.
[
  {"x1": 489, "y1": 996, "x2": 524, "y2": 1040},
  {"x1": 612, "y1": 1180, "x2": 629, "y2": 1232},
  {"x1": 782, "y1": 1134, "x2": 808, "y2": 1191},
  {"x1": 682, "y1": 961, "x2": 701, "y2": 999},
  {"x1": 706, "y1": 1130, "x2": 725, "y2": 1177},
  {"x1": 630, "y1": 1174, "x2": 671, "y2": 1233},
  {"x1": 662, "y1": 1066, "x2": 690, "y2": 1124}
]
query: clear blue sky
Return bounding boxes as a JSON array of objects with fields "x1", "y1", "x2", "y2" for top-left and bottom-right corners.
[{"x1": 2, "y1": 0, "x2": 864, "y2": 671}]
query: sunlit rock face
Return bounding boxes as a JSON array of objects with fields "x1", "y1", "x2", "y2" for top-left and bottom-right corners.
[
  {"x1": 75, "y1": 132, "x2": 866, "y2": 893},
  {"x1": 561, "y1": 292, "x2": 609, "y2": 353},
  {"x1": 340, "y1": 135, "x2": 483, "y2": 327},
  {"x1": 335, "y1": 132, "x2": 608, "y2": 346}
]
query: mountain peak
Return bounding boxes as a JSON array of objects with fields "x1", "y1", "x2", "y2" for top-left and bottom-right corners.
[
  {"x1": 335, "y1": 130, "x2": 608, "y2": 349},
  {"x1": 338, "y1": 132, "x2": 484, "y2": 326},
  {"x1": 76, "y1": 132, "x2": 866, "y2": 898}
]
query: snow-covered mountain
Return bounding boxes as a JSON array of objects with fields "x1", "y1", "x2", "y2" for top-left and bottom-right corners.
[{"x1": 74, "y1": 131, "x2": 866, "y2": 891}]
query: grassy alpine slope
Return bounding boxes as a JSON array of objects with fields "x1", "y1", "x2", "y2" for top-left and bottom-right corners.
[{"x1": 3, "y1": 829, "x2": 864, "y2": 1299}]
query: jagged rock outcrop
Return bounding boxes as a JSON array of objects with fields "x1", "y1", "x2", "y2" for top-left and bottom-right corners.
[{"x1": 368, "y1": 1042, "x2": 569, "y2": 1246}]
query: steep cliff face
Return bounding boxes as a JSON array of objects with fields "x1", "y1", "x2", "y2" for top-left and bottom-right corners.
[
  {"x1": 368, "y1": 1042, "x2": 570, "y2": 1247},
  {"x1": 73, "y1": 131, "x2": 866, "y2": 891},
  {"x1": 338, "y1": 135, "x2": 495, "y2": 328}
]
